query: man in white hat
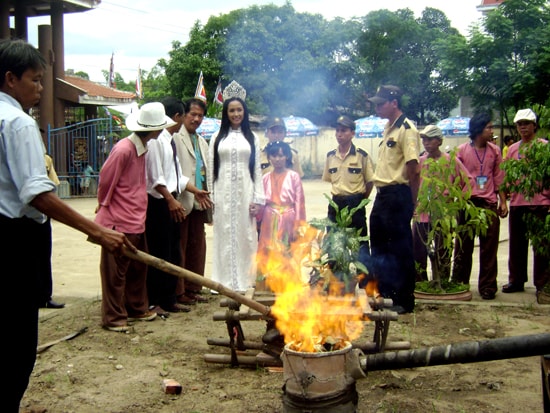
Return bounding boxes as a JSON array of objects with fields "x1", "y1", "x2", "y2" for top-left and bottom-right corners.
[
  {"x1": 95, "y1": 101, "x2": 176, "y2": 332},
  {"x1": 501, "y1": 109, "x2": 550, "y2": 298}
]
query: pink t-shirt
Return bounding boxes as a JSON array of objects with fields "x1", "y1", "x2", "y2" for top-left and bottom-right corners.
[
  {"x1": 505, "y1": 139, "x2": 550, "y2": 207},
  {"x1": 456, "y1": 141, "x2": 504, "y2": 204},
  {"x1": 95, "y1": 134, "x2": 148, "y2": 234}
]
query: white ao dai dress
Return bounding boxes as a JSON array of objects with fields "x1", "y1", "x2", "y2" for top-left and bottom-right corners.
[{"x1": 207, "y1": 128, "x2": 265, "y2": 291}]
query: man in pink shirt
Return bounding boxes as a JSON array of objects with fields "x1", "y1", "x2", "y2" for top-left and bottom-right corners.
[
  {"x1": 501, "y1": 109, "x2": 550, "y2": 298},
  {"x1": 413, "y1": 125, "x2": 473, "y2": 282},
  {"x1": 452, "y1": 113, "x2": 508, "y2": 300},
  {"x1": 95, "y1": 102, "x2": 176, "y2": 332}
]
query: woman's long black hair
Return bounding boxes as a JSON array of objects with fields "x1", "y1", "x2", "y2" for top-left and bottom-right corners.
[{"x1": 212, "y1": 97, "x2": 256, "y2": 182}]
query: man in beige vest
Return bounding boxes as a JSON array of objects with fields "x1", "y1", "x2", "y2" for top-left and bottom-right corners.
[{"x1": 173, "y1": 98, "x2": 212, "y2": 303}]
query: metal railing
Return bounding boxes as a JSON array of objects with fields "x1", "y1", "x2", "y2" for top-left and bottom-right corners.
[{"x1": 46, "y1": 118, "x2": 119, "y2": 198}]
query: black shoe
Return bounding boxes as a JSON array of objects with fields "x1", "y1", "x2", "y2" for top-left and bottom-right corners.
[
  {"x1": 387, "y1": 305, "x2": 413, "y2": 315},
  {"x1": 480, "y1": 291, "x2": 496, "y2": 300},
  {"x1": 501, "y1": 283, "x2": 524, "y2": 293},
  {"x1": 43, "y1": 299, "x2": 65, "y2": 309}
]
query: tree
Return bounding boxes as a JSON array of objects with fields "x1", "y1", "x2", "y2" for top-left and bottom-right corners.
[
  {"x1": 438, "y1": 0, "x2": 550, "y2": 124},
  {"x1": 65, "y1": 69, "x2": 90, "y2": 80},
  {"x1": 140, "y1": 64, "x2": 170, "y2": 102},
  {"x1": 162, "y1": 16, "x2": 227, "y2": 103},
  {"x1": 100, "y1": 70, "x2": 135, "y2": 93},
  {"x1": 162, "y1": 4, "x2": 361, "y2": 123},
  {"x1": 221, "y1": 4, "x2": 340, "y2": 119},
  {"x1": 356, "y1": 8, "x2": 461, "y2": 124}
]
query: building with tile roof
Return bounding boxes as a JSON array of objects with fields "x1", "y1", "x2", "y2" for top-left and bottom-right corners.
[
  {"x1": 1, "y1": 1, "x2": 136, "y2": 140},
  {"x1": 477, "y1": 0, "x2": 506, "y2": 15}
]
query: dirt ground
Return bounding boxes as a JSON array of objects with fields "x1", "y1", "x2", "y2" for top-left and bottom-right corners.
[
  {"x1": 23, "y1": 297, "x2": 550, "y2": 413},
  {"x1": 20, "y1": 180, "x2": 550, "y2": 413}
]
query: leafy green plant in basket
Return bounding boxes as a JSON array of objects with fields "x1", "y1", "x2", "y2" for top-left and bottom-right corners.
[
  {"x1": 414, "y1": 149, "x2": 495, "y2": 295},
  {"x1": 307, "y1": 194, "x2": 370, "y2": 295}
]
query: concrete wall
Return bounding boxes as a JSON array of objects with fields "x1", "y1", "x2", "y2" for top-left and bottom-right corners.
[{"x1": 258, "y1": 128, "x2": 472, "y2": 178}]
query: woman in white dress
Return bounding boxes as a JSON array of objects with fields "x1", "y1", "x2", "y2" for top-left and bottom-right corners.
[{"x1": 207, "y1": 94, "x2": 265, "y2": 292}]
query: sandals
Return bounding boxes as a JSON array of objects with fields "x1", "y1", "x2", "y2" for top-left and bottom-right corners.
[{"x1": 104, "y1": 325, "x2": 130, "y2": 333}]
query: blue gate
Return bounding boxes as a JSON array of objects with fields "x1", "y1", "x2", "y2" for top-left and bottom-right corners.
[{"x1": 46, "y1": 118, "x2": 115, "y2": 198}]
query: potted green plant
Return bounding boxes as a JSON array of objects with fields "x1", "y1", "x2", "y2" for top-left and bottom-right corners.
[
  {"x1": 414, "y1": 149, "x2": 495, "y2": 299},
  {"x1": 307, "y1": 194, "x2": 370, "y2": 295}
]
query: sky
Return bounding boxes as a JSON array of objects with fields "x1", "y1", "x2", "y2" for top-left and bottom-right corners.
[{"x1": 22, "y1": 0, "x2": 486, "y2": 84}]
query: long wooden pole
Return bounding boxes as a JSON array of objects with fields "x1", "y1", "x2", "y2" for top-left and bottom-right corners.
[{"x1": 123, "y1": 248, "x2": 271, "y2": 317}]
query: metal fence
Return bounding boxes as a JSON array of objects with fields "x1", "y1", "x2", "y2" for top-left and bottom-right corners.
[{"x1": 46, "y1": 118, "x2": 116, "y2": 198}]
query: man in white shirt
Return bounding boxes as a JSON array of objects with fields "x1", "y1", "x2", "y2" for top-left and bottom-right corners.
[
  {"x1": 0, "y1": 38, "x2": 131, "y2": 412},
  {"x1": 145, "y1": 97, "x2": 210, "y2": 313}
]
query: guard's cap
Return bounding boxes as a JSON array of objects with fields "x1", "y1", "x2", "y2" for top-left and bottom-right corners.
[
  {"x1": 336, "y1": 115, "x2": 355, "y2": 130},
  {"x1": 368, "y1": 85, "x2": 403, "y2": 105},
  {"x1": 266, "y1": 117, "x2": 286, "y2": 130}
]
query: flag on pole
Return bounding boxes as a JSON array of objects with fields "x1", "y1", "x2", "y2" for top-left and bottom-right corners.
[
  {"x1": 194, "y1": 71, "x2": 207, "y2": 102},
  {"x1": 108, "y1": 52, "x2": 116, "y2": 89},
  {"x1": 135, "y1": 65, "x2": 143, "y2": 99},
  {"x1": 214, "y1": 77, "x2": 223, "y2": 105}
]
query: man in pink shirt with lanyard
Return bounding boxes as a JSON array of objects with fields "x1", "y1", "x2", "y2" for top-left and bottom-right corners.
[
  {"x1": 452, "y1": 113, "x2": 508, "y2": 300},
  {"x1": 95, "y1": 102, "x2": 176, "y2": 332},
  {"x1": 501, "y1": 109, "x2": 550, "y2": 299}
]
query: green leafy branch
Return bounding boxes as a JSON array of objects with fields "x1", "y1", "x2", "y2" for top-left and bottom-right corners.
[
  {"x1": 308, "y1": 194, "x2": 370, "y2": 293},
  {"x1": 415, "y1": 150, "x2": 495, "y2": 292},
  {"x1": 500, "y1": 139, "x2": 550, "y2": 259}
]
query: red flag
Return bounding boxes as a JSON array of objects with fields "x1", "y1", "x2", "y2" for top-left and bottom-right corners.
[
  {"x1": 109, "y1": 52, "x2": 116, "y2": 89},
  {"x1": 194, "y1": 71, "x2": 207, "y2": 102},
  {"x1": 214, "y1": 78, "x2": 223, "y2": 105}
]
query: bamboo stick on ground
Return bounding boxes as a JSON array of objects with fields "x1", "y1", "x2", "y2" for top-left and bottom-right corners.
[{"x1": 123, "y1": 248, "x2": 271, "y2": 317}]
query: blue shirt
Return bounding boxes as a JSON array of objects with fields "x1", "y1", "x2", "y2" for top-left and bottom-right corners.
[{"x1": 0, "y1": 92, "x2": 56, "y2": 222}]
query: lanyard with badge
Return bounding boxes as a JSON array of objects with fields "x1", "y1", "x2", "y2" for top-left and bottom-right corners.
[{"x1": 472, "y1": 144, "x2": 488, "y2": 190}]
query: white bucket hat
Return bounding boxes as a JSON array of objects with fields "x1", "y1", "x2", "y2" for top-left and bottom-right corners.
[
  {"x1": 125, "y1": 102, "x2": 176, "y2": 132},
  {"x1": 513, "y1": 108, "x2": 537, "y2": 124}
]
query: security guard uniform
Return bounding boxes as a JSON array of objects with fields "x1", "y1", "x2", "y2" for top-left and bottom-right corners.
[
  {"x1": 369, "y1": 113, "x2": 420, "y2": 312},
  {"x1": 322, "y1": 143, "x2": 374, "y2": 236}
]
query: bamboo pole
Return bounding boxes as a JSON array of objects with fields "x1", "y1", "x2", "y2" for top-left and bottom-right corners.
[{"x1": 123, "y1": 248, "x2": 271, "y2": 317}]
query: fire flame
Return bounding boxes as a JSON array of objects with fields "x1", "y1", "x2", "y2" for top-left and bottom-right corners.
[{"x1": 257, "y1": 222, "x2": 370, "y2": 353}]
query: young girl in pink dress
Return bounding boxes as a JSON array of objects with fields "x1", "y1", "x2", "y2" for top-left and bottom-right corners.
[{"x1": 258, "y1": 141, "x2": 306, "y2": 253}]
